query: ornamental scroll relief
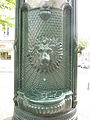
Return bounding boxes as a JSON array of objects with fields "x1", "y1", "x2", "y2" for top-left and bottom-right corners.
[{"x1": 26, "y1": 0, "x2": 68, "y2": 8}]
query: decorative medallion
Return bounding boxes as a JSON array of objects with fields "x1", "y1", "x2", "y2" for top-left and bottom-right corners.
[
  {"x1": 27, "y1": 36, "x2": 63, "y2": 73},
  {"x1": 40, "y1": 6, "x2": 51, "y2": 21}
]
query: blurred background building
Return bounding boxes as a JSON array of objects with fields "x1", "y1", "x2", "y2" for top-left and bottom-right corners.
[{"x1": 0, "y1": 8, "x2": 15, "y2": 60}]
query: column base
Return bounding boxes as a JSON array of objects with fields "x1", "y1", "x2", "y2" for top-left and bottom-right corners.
[{"x1": 13, "y1": 106, "x2": 77, "y2": 120}]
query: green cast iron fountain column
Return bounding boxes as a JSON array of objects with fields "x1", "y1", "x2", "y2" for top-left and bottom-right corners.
[{"x1": 13, "y1": 0, "x2": 77, "y2": 120}]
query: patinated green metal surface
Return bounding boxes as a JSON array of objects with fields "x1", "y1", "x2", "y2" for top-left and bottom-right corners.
[{"x1": 13, "y1": 0, "x2": 77, "y2": 120}]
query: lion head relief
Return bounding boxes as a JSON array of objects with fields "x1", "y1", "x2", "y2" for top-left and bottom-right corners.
[{"x1": 27, "y1": 36, "x2": 63, "y2": 73}]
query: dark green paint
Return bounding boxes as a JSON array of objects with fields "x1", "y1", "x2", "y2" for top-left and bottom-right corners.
[{"x1": 13, "y1": 0, "x2": 77, "y2": 119}]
